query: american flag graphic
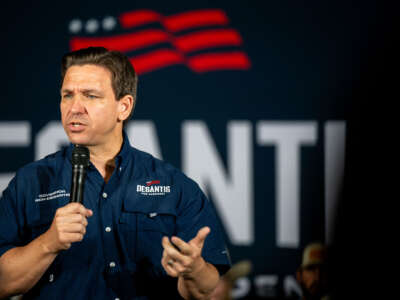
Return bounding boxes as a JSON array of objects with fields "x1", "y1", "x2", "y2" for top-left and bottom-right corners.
[
  {"x1": 69, "y1": 9, "x2": 251, "y2": 75},
  {"x1": 146, "y1": 180, "x2": 161, "y2": 186}
]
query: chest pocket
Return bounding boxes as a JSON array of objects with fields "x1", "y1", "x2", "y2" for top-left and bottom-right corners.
[
  {"x1": 119, "y1": 196, "x2": 177, "y2": 266},
  {"x1": 120, "y1": 194, "x2": 177, "y2": 234}
]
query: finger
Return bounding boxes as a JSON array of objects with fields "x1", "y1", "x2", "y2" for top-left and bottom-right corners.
[
  {"x1": 60, "y1": 232, "x2": 84, "y2": 243},
  {"x1": 56, "y1": 214, "x2": 88, "y2": 226},
  {"x1": 162, "y1": 260, "x2": 179, "y2": 277},
  {"x1": 170, "y1": 260, "x2": 186, "y2": 274},
  {"x1": 190, "y1": 226, "x2": 210, "y2": 248},
  {"x1": 85, "y1": 209, "x2": 93, "y2": 217},
  {"x1": 63, "y1": 204, "x2": 92, "y2": 218},
  {"x1": 162, "y1": 237, "x2": 190, "y2": 265},
  {"x1": 161, "y1": 250, "x2": 172, "y2": 266},
  {"x1": 162, "y1": 252, "x2": 185, "y2": 269},
  {"x1": 170, "y1": 236, "x2": 193, "y2": 255},
  {"x1": 161, "y1": 236, "x2": 168, "y2": 248},
  {"x1": 162, "y1": 249, "x2": 170, "y2": 261},
  {"x1": 57, "y1": 203, "x2": 88, "y2": 216},
  {"x1": 161, "y1": 254, "x2": 187, "y2": 277},
  {"x1": 161, "y1": 255, "x2": 176, "y2": 272},
  {"x1": 162, "y1": 236, "x2": 182, "y2": 256},
  {"x1": 60, "y1": 223, "x2": 86, "y2": 235}
]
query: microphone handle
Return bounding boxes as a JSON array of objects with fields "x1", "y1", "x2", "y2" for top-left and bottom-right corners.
[{"x1": 70, "y1": 165, "x2": 87, "y2": 204}]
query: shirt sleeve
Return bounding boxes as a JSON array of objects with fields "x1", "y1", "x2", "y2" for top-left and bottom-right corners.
[
  {"x1": 175, "y1": 175, "x2": 231, "y2": 275},
  {"x1": 0, "y1": 176, "x2": 23, "y2": 258}
]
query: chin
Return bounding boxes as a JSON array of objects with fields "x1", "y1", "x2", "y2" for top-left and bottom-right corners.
[{"x1": 67, "y1": 133, "x2": 92, "y2": 146}]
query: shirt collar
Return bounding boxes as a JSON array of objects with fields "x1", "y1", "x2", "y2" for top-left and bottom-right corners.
[
  {"x1": 65, "y1": 130, "x2": 132, "y2": 170},
  {"x1": 115, "y1": 130, "x2": 131, "y2": 170}
]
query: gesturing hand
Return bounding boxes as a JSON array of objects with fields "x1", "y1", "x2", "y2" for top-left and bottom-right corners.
[
  {"x1": 42, "y1": 202, "x2": 93, "y2": 254},
  {"x1": 161, "y1": 226, "x2": 210, "y2": 278}
]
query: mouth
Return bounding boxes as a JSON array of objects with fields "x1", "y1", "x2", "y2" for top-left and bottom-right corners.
[{"x1": 67, "y1": 121, "x2": 87, "y2": 132}]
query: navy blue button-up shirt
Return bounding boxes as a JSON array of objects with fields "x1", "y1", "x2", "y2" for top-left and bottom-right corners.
[{"x1": 0, "y1": 135, "x2": 230, "y2": 299}]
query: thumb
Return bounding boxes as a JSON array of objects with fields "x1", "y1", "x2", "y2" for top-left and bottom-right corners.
[
  {"x1": 191, "y1": 226, "x2": 210, "y2": 248},
  {"x1": 86, "y1": 209, "x2": 93, "y2": 217}
]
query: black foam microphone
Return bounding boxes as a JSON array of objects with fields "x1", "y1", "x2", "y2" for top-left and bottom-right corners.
[{"x1": 70, "y1": 145, "x2": 90, "y2": 204}]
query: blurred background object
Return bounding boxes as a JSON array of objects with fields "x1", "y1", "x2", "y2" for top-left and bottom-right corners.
[
  {"x1": 296, "y1": 243, "x2": 329, "y2": 300},
  {"x1": 210, "y1": 260, "x2": 252, "y2": 300}
]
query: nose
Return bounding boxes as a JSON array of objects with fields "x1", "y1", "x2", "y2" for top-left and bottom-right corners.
[{"x1": 70, "y1": 95, "x2": 86, "y2": 114}]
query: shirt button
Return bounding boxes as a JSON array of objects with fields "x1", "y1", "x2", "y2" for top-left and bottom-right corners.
[
  {"x1": 49, "y1": 274, "x2": 54, "y2": 282},
  {"x1": 115, "y1": 298, "x2": 120, "y2": 300},
  {"x1": 102, "y1": 192, "x2": 108, "y2": 198},
  {"x1": 109, "y1": 261, "x2": 116, "y2": 268},
  {"x1": 119, "y1": 167, "x2": 122, "y2": 172},
  {"x1": 105, "y1": 226, "x2": 111, "y2": 232}
]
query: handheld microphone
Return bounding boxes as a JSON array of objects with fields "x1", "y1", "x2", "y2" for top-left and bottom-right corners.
[{"x1": 70, "y1": 145, "x2": 90, "y2": 204}]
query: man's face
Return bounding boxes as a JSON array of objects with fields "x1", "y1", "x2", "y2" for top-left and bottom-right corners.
[
  {"x1": 297, "y1": 264, "x2": 328, "y2": 299},
  {"x1": 60, "y1": 64, "x2": 123, "y2": 147}
]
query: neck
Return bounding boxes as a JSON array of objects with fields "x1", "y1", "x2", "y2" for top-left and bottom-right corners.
[{"x1": 87, "y1": 133, "x2": 123, "y2": 182}]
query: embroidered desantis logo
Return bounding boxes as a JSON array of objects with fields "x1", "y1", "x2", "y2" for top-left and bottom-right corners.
[{"x1": 137, "y1": 180, "x2": 171, "y2": 196}]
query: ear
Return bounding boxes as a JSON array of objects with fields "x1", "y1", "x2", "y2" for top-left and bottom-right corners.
[
  {"x1": 117, "y1": 95, "x2": 134, "y2": 122},
  {"x1": 296, "y1": 268, "x2": 302, "y2": 283}
]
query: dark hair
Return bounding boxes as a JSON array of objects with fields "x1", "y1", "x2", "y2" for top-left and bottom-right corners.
[{"x1": 61, "y1": 47, "x2": 138, "y2": 126}]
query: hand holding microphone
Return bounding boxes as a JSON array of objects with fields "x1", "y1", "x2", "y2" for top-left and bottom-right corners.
[
  {"x1": 41, "y1": 145, "x2": 92, "y2": 254},
  {"x1": 42, "y1": 203, "x2": 93, "y2": 253}
]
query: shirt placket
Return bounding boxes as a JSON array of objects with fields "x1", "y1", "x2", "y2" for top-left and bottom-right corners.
[{"x1": 99, "y1": 179, "x2": 120, "y2": 275}]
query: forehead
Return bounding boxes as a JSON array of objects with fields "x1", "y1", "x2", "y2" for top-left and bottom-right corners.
[{"x1": 62, "y1": 64, "x2": 112, "y2": 90}]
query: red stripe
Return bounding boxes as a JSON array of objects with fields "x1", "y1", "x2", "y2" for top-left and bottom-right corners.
[
  {"x1": 188, "y1": 52, "x2": 251, "y2": 73},
  {"x1": 130, "y1": 49, "x2": 184, "y2": 74},
  {"x1": 174, "y1": 29, "x2": 243, "y2": 52},
  {"x1": 119, "y1": 9, "x2": 161, "y2": 28},
  {"x1": 70, "y1": 29, "x2": 170, "y2": 52},
  {"x1": 146, "y1": 180, "x2": 161, "y2": 186},
  {"x1": 164, "y1": 9, "x2": 229, "y2": 32}
]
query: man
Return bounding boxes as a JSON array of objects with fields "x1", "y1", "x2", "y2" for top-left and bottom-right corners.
[
  {"x1": 0, "y1": 47, "x2": 230, "y2": 299},
  {"x1": 296, "y1": 243, "x2": 329, "y2": 300}
]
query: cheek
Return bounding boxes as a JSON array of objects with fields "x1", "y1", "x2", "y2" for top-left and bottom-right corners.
[
  {"x1": 89, "y1": 105, "x2": 117, "y2": 125},
  {"x1": 60, "y1": 103, "x2": 68, "y2": 120},
  {"x1": 302, "y1": 272, "x2": 315, "y2": 285}
]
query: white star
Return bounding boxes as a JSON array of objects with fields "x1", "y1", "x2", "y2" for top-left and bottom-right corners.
[
  {"x1": 69, "y1": 19, "x2": 82, "y2": 34},
  {"x1": 85, "y1": 19, "x2": 99, "y2": 33},
  {"x1": 102, "y1": 16, "x2": 117, "y2": 31}
]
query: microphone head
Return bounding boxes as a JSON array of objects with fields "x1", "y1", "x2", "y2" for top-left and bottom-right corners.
[{"x1": 72, "y1": 145, "x2": 90, "y2": 166}]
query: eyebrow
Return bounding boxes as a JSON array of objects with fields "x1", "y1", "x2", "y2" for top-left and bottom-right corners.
[{"x1": 60, "y1": 88, "x2": 102, "y2": 95}]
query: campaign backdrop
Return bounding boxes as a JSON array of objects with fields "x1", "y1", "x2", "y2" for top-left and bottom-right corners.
[{"x1": 0, "y1": 0, "x2": 377, "y2": 298}]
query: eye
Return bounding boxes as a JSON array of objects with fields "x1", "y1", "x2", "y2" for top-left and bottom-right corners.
[
  {"x1": 86, "y1": 94, "x2": 98, "y2": 99},
  {"x1": 62, "y1": 94, "x2": 72, "y2": 99}
]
